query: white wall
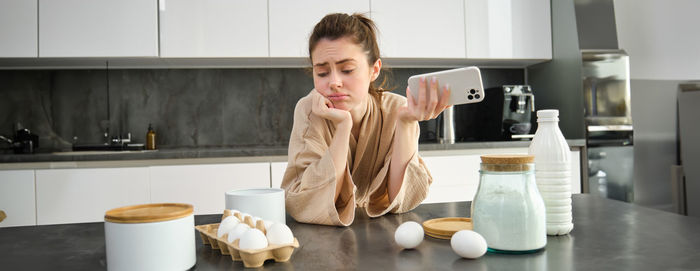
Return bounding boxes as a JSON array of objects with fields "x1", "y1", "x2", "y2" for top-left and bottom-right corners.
[
  {"x1": 613, "y1": 0, "x2": 699, "y2": 211},
  {"x1": 614, "y1": 0, "x2": 700, "y2": 80}
]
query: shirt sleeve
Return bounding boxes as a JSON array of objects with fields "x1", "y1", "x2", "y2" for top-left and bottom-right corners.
[
  {"x1": 280, "y1": 98, "x2": 356, "y2": 226},
  {"x1": 365, "y1": 122, "x2": 433, "y2": 217}
]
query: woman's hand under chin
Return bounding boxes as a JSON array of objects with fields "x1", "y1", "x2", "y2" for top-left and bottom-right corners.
[
  {"x1": 398, "y1": 76, "x2": 451, "y2": 124},
  {"x1": 312, "y1": 90, "x2": 352, "y2": 127}
]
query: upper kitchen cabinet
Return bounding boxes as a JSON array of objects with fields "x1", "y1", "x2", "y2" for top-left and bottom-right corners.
[
  {"x1": 38, "y1": 0, "x2": 158, "y2": 57},
  {"x1": 465, "y1": 0, "x2": 552, "y2": 60},
  {"x1": 371, "y1": 0, "x2": 466, "y2": 58},
  {"x1": 268, "y1": 0, "x2": 370, "y2": 58},
  {"x1": 0, "y1": 0, "x2": 37, "y2": 57},
  {"x1": 159, "y1": 0, "x2": 268, "y2": 58}
]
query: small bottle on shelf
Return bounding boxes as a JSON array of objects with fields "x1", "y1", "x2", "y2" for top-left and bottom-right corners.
[{"x1": 146, "y1": 124, "x2": 156, "y2": 150}]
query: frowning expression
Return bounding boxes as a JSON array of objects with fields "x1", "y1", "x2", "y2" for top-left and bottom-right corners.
[{"x1": 311, "y1": 37, "x2": 380, "y2": 116}]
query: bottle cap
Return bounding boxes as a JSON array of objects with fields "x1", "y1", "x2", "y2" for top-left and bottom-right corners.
[{"x1": 537, "y1": 109, "x2": 559, "y2": 118}]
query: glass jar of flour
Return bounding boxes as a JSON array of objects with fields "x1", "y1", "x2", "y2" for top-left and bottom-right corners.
[{"x1": 471, "y1": 154, "x2": 546, "y2": 253}]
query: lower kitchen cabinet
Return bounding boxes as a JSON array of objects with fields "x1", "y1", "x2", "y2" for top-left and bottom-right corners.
[
  {"x1": 422, "y1": 148, "x2": 582, "y2": 204},
  {"x1": 422, "y1": 155, "x2": 482, "y2": 204},
  {"x1": 0, "y1": 170, "x2": 36, "y2": 227},
  {"x1": 268, "y1": 149, "x2": 581, "y2": 205},
  {"x1": 9, "y1": 147, "x2": 582, "y2": 225},
  {"x1": 270, "y1": 162, "x2": 287, "y2": 189},
  {"x1": 35, "y1": 167, "x2": 150, "y2": 225},
  {"x1": 149, "y1": 162, "x2": 270, "y2": 215}
]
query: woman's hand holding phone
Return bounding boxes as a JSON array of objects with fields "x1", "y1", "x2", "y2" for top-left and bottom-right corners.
[{"x1": 399, "y1": 76, "x2": 451, "y2": 123}]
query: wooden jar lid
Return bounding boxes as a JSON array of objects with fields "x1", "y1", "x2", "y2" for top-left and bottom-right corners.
[
  {"x1": 422, "y1": 217, "x2": 473, "y2": 240},
  {"x1": 105, "y1": 203, "x2": 193, "y2": 223},
  {"x1": 480, "y1": 154, "x2": 534, "y2": 164},
  {"x1": 480, "y1": 154, "x2": 534, "y2": 171}
]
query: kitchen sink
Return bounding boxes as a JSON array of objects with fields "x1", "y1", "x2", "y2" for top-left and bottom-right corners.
[
  {"x1": 52, "y1": 150, "x2": 148, "y2": 155},
  {"x1": 72, "y1": 143, "x2": 145, "y2": 152}
]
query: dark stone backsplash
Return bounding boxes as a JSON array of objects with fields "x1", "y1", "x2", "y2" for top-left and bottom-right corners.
[{"x1": 0, "y1": 68, "x2": 523, "y2": 152}]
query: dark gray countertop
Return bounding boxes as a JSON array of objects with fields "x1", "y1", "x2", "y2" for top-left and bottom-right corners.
[
  {"x1": 0, "y1": 139, "x2": 585, "y2": 164},
  {"x1": 1, "y1": 194, "x2": 698, "y2": 270}
]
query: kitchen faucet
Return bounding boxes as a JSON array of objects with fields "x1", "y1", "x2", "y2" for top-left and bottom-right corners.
[
  {"x1": 439, "y1": 107, "x2": 455, "y2": 144},
  {"x1": 0, "y1": 135, "x2": 12, "y2": 145},
  {"x1": 110, "y1": 132, "x2": 131, "y2": 145}
]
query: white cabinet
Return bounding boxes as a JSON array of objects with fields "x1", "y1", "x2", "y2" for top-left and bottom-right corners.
[
  {"x1": 159, "y1": 0, "x2": 268, "y2": 58},
  {"x1": 0, "y1": 0, "x2": 37, "y2": 57},
  {"x1": 149, "y1": 163, "x2": 270, "y2": 215},
  {"x1": 422, "y1": 155, "x2": 481, "y2": 204},
  {"x1": 39, "y1": 0, "x2": 158, "y2": 57},
  {"x1": 270, "y1": 162, "x2": 288, "y2": 189},
  {"x1": 0, "y1": 170, "x2": 36, "y2": 227},
  {"x1": 371, "y1": 0, "x2": 466, "y2": 58},
  {"x1": 465, "y1": 0, "x2": 551, "y2": 60},
  {"x1": 422, "y1": 147, "x2": 581, "y2": 204},
  {"x1": 571, "y1": 150, "x2": 581, "y2": 194},
  {"x1": 35, "y1": 167, "x2": 150, "y2": 225},
  {"x1": 268, "y1": 0, "x2": 370, "y2": 57}
]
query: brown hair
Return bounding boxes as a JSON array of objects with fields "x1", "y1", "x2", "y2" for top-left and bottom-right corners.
[{"x1": 308, "y1": 13, "x2": 393, "y2": 101}]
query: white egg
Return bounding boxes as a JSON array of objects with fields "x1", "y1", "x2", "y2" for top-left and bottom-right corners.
[
  {"x1": 227, "y1": 223, "x2": 251, "y2": 243},
  {"x1": 239, "y1": 228, "x2": 268, "y2": 250},
  {"x1": 394, "y1": 221, "x2": 424, "y2": 249},
  {"x1": 450, "y1": 230, "x2": 487, "y2": 259},
  {"x1": 217, "y1": 216, "x2": 240, "y2": 238},
  {"x1": 263, "y1": 220, "x2": 274, "y2": 230},
  {"x1": 266, "y1": 223, "x2": 294, "y2": 245}
]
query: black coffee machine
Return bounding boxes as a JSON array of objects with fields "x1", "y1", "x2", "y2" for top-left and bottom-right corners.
[
  {"x1": 502, "y1": 85, "x2": 535, "y2": 138},
  {"x1": 0, "y1": 128, "x2": 39, "y2": 154}
]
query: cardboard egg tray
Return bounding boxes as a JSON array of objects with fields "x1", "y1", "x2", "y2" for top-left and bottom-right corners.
[{"x1": 195, "y1": 211, "x2": 299, "y2": 268}]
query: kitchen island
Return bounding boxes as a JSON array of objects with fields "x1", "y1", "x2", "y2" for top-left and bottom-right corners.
[{"x1": 1, "y1": 194, "x2": 697, "y2": 270}]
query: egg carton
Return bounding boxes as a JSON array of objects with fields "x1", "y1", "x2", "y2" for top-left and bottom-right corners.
[{"x1": 194, "y1": 211, "x2": 299, "y2": 268}]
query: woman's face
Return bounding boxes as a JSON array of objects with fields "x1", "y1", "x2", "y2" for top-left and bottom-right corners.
[{"x1": 311, "y1": 37, "x2": 381, "y2": 115}]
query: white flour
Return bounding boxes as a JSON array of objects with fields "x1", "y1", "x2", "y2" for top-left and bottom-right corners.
[{"x1": 472, "y1": 182, "x2": 547, "y2": 251}]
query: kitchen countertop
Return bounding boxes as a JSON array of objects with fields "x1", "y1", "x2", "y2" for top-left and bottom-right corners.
[
  {"x1": 0, "y1": 139, "x2": 585, "y2": 165},
  {"x1": 1, "y1": 194, "x2": 698, "y2": 270}
]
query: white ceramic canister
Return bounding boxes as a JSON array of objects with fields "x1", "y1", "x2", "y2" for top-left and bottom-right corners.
[
  {"x1": 104, "y1": 203, "x2": 196, "y2": 271},
  {"x1": 225, "y1": 188, "x2": 286, "y2": 225}
]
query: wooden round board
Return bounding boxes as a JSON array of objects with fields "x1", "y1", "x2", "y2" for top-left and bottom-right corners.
[
  {"x1": 105, "y1": 203, "x2": 193, "y2": 223},
  {"x1": 422, "y1": 217, "x2": 472, "y2": 240}
]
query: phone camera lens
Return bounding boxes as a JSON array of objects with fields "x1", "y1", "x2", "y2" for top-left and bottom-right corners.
[
  {"x1": 470, "y1": 89, "x2": 476, "y2": 94},
  {"x1": 475, "y1": 94, "x2": 481, "y2": 99},
  {"x1": 468, "y1": 95, "x2": 474, "y2": 100}
]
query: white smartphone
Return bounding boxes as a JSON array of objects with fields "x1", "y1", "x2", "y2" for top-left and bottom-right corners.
[{"x1": 407, "y1": 66, "x2": 485, "y2": 105}]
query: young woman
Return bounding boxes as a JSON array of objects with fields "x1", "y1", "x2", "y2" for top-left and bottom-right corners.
[{"x1": 281, "y1": 13, "x2": 450, "y2": 226}]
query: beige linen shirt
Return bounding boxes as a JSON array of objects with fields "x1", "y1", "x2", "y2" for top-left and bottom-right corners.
[{"x1": 281, "y1": 90, "x2": 433, "y2": 226}]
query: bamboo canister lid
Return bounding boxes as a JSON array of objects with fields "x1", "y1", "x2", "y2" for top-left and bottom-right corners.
[
  {"x1": 105, "y1": 203, "x2": 193, "y2": 223},
  {"x1": 480, "y1": 154, "x2": 534, "y2": 171},
  {"x1": 480, "y1": 154, "x2": 534, "y2": 164},
  {"x1": 422, "y1": 217, "x2": 473, "y2": 239}
]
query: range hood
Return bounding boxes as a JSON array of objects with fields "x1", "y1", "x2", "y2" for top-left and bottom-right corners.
[{"x1": 574, "y1": 0, "x2": 619, "y2": 50}]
